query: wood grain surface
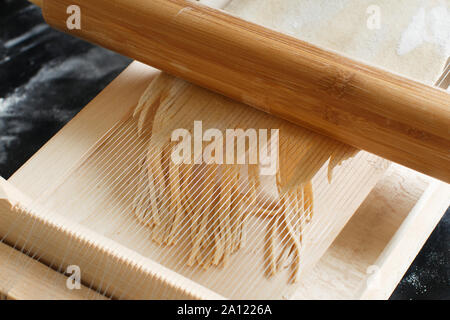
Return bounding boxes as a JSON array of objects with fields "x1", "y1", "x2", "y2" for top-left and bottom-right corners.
[{"x1": 37, "y1": 0, "x2": 450, "y2": 182}]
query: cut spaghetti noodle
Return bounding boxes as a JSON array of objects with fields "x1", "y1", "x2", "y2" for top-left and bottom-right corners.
[{"x1": 131, "y1": 73, "x2": 357, "y2": 283}]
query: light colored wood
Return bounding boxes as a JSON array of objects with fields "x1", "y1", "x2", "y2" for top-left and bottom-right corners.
[
  {"x1": 358, "y1": 175, "x2": 450, "y2": 300},
  {"x1": 0, "y1": 242, "x2": 108, "y2": 300},
  {"x1": 5, "y1": 62, "x2": 386, "y2": 299},
  {"x1": 291, "y1": 165, "x2": 449, "y2": 300},
  {"x1": 10, "y1": 62, "x2": 158, "y2": 197},
  {"x1": 5, "y1": 61, "x2": 447, "y2": 299},
  {"x1": 40, "y1": 105, "x2": 386, "y2": 299},
  {"x1": 436, "y1": 57, "x2": 450, "y2": 90},
  {"x1": 39, "y1": 0, "x2": 450, "y2": 182},
  {"x1": 0, "y1": 177, "x2": 225, "y2": 300}
]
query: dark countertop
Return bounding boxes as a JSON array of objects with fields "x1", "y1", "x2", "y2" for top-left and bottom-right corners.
[{"x1": 1, "y1": 0, "x2": 448, "y2": 300}]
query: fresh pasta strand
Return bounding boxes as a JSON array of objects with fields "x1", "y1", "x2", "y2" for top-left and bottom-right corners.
[{"x1": 131, "y1": 73, "x2": 358, "y2": 283}]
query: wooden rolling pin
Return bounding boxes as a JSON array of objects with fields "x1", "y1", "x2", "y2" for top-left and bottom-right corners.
[{"x1": 30, "y1": 0, "x2": 450, "y2": 183}]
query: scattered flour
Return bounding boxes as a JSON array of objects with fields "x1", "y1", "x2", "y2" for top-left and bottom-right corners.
[
  {"x1": 398, "y1": 5, "x2": 450, "y2": 56},
  {"x1": 0, "y1": 47, "x2": 124, "y2": 118}
]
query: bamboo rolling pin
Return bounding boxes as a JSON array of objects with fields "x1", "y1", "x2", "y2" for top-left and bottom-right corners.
[{"x1": 30, "y1": 0, "x2": 450, "y2": 183}]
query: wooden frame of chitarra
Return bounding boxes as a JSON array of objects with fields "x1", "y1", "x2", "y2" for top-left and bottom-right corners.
[{"x1": 0, "y1": 61, "x2": 448, "y2": 300}]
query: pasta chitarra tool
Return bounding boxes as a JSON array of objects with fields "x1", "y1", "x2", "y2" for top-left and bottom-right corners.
[{"x1": 0, "y1": 0, "x2": 448, "y2": 300}]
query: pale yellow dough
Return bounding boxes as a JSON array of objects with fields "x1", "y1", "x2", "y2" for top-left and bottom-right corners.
[{"x1": 225, "y1": 0, "x2": 450, "y2": 85}]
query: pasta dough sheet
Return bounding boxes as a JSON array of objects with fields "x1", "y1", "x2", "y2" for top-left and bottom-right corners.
[{"x1": 225, "y1": 0, "x2": 450, "y2": 85}]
